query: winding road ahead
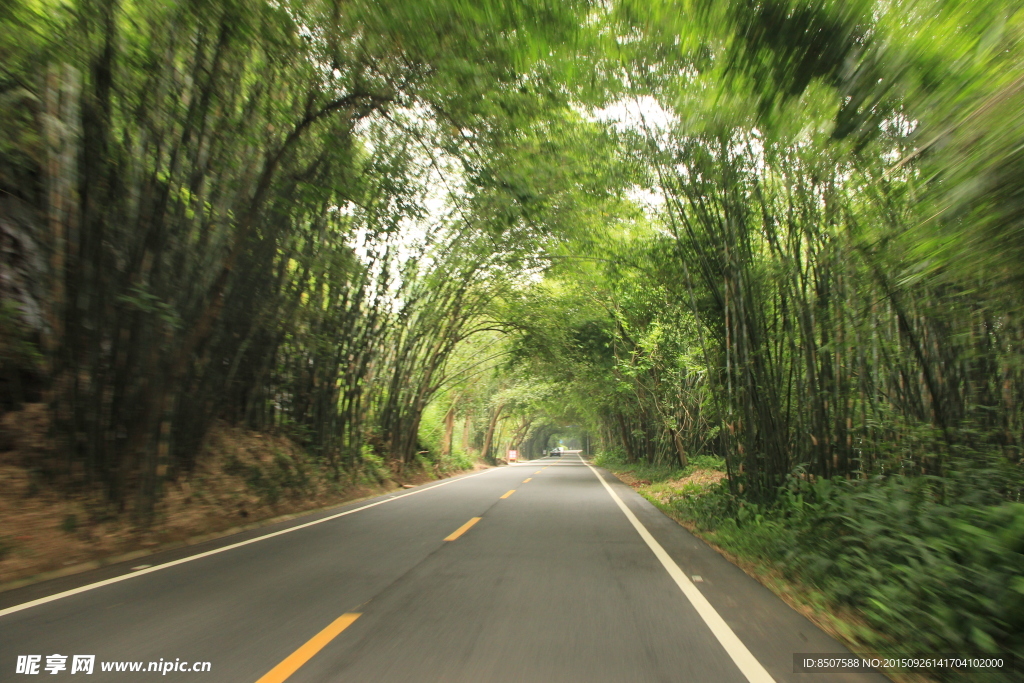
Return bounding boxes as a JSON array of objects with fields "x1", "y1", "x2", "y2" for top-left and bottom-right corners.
[{"x1": 1, "y1": 455, "x2": 887, "y2": 682}]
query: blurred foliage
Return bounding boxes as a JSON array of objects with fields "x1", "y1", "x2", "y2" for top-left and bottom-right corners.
[
  {"x1": 598, "y1": 451, "x2": 1024, "y2": 681},
  {"x1": 487, "y1": 0, "x2": 1024, "y2": 675},
  {"x1": 678, "y1": 473, "x2": 1024, "y2": 681},
  {"x1": 3, "y1": 0, "x2": 1024, "y2": 672}
]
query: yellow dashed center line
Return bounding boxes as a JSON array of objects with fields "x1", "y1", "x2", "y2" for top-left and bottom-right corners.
[
  {"x1": 523, "y1": 478, "x2": 532, "y2": 483},
  {"x1": 255, "y1": 613, "x2": 361, "y2": 683},
  {"x1": 500, "y1": 489, "x2": 516, "y2": 499},
  {"x1": 444, "y1": 517, "x2": 481, "y2": 541}
]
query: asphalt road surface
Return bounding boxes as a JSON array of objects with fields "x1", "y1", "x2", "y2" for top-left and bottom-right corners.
[{"x1": 1, "y1": 455, "x2": 889, "y2": 682}]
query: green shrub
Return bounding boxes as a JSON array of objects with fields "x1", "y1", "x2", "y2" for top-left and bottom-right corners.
[
  {"x1": 595, "y1": 450, "x2": 683, "y2": 482},
  {"x1": 360, "y1": 444, "x2": 389, "y2": 484},
  {"x1": 0, "y1": 535, "x2": 13, "y2": 561},
  {"x1": 601, "y1": 450, "x2": 1024, "y2": 681},
  {"x1": 593, "y1": 447, "x2": 626, "y2": 468},
  {"x1": 686, "y1": 454, "x2": 726, "y2": 472},
  {"x1": 436, "y1": 448, "x2": 474, "y2": 474},
  {"x1": 670, "y1": 479, "x2": 739, "y2": 530},
  {"x1": 272, "y1": 450, "x2": 310, "y2": 492},
  {"x1": 223, "y1": 451, "x2": 313, "y2": 504},
  {"x1": 596, "y1": 450, "x2": 725, "y2": 482},
  {"x1": 60, "y1": 514, "x2": 78, "y2": 534},
  {"x1": 416, "y1": 399, "x2": 478, "y2": 475},
  {"x1": 671, "y1": 473, "x2": 1024, "y2": 682}
]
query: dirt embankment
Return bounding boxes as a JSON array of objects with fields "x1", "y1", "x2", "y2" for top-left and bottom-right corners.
[{"x1": 0, "y1": 405, "x2": 479, "y2": 589}]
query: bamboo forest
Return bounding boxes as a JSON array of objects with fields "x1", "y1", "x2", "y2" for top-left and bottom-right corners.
[{"x1": 1, "y1": 0, "x2": 1022, "y2": 680}]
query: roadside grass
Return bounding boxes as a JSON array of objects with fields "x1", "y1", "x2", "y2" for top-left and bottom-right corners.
[{"x1": 594, "y1": 451, "x2": 1024, "y2": 683}]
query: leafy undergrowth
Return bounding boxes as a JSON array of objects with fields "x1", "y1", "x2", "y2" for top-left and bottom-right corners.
[
  {"x1": 0, "y1": 407, "x2": 481, "y2": 588},
  {"x1": 595, "y1": 451, "x2": 1024, "y2": 683}
]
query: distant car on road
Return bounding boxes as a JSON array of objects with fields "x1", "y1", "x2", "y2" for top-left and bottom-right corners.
[{"x1": 550, "y1": 447, "x2": 562, "y2": 457}]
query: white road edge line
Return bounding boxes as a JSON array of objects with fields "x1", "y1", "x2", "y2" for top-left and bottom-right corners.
[
  {"x1": 0, "y1": 467, "x2": 499, "y2": 619},
  {"x1": 580, "y1": 455, "x2": 776, "y2": 683}
]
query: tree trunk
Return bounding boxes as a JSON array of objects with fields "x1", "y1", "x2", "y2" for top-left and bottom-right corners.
[
  {"x1": 441, "y1": 400, "x2": 456, "y2": 456},
  {"x1": 480, "y1": 404, "x2": 504, "y2": 465}
]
